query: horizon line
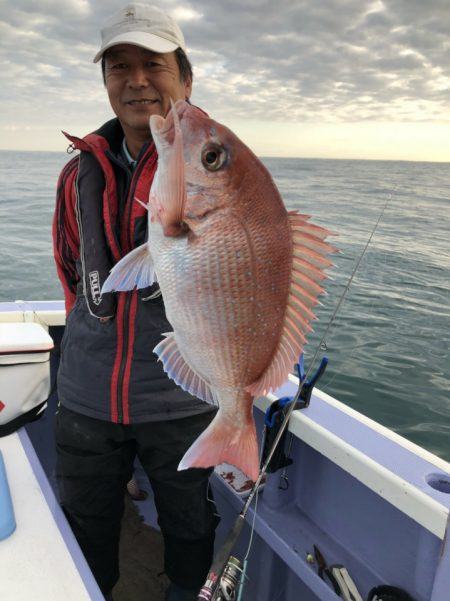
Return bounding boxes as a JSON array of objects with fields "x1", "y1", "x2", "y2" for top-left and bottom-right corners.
[{"x1": 0, "y1": 148, "x2": 449, "y2": 165}]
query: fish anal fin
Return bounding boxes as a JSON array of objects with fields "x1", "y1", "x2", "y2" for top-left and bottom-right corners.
[
  {"x1": 153, "y1": 333, "x2": 217, "y2": 405},
  {"x1": 246, "y1": 212, "x2": 336, "y2": 397},
  {"x1": 102, "y1": 244, "x2": 155, "y2": 293}
]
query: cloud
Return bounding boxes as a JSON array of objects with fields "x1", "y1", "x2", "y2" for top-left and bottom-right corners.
[
  {"x1": 181, "y1": 0, "x2": 450, "y2": 124},
  {"x1": 1, "y1": 0, "x2": 450, "y2": 155}
]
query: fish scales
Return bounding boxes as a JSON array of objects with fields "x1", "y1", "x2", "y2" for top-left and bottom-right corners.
[{"x1": 153, "y1": 214, "x2": 283, "y2": 389}]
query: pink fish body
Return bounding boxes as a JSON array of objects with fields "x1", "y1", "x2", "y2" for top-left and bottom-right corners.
[{"x1": 103, "y1": 101, "x2": 336, "y2": 480}]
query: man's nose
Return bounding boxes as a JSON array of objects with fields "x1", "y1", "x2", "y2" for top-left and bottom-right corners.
[{"x1": 127, "y1": 66, "x2": 149, "y2": 87}]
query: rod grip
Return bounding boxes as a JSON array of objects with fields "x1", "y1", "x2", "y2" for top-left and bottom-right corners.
[{"x1": 212, "y1": 515, "x2": 244, "y2": 575}]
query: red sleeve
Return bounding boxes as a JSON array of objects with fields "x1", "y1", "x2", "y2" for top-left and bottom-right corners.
[{"x1": 52, "y1": 156, "x2": 81, "y2": 315}]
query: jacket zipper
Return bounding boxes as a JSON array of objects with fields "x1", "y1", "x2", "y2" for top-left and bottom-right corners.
[
  {"x1": 116, "y1": 293, "x2": 131, "y2": 423},
  {"x1": 111, "y1": 143, "x2": 156, "y2": 423},
  {"x1": 115, "y1": 152, "x2": 148, "y2": 422},
  {"x1": 125, "y1": 149, "x2": 151, "y2": 252}
]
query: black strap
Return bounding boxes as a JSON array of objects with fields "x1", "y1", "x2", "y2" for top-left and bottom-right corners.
[
  {"x1": 0, "y1": 400, "x2": 47, "y2": 438},
  {"x1": 368, "y1": 586, "x2": 415, "y2": 601}
]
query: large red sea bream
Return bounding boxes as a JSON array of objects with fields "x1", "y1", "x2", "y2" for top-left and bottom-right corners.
[{"x1": 103, "y1": 101, "x2": 336, "y2": 480}]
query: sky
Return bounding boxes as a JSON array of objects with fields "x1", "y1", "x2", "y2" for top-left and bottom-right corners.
[{"x1": 2, "y1": 0, "x2": 450, "y2": 161}]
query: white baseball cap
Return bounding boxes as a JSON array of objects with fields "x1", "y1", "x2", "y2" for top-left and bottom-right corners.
[{"x1": 93, "y1": 3, "x2": 187, "y2": 63}]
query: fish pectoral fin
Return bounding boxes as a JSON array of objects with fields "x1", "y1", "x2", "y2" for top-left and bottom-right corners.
[
  {"x1": 153, "y1": 333, "x2": 217, "y2": 405},
  {"x1": 102, "y1": 244, "x2": 156, "y2": 293},
  {"x1": 246, "y1": 212, "x2": 337, "y2": 397}
]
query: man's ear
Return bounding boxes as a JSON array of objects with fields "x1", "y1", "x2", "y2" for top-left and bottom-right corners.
[{"x1": 184, "y1": 77, "x2": 193, "y2": 100}]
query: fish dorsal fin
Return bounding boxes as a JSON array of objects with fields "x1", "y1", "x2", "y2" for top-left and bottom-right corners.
[
  {"x1": 246, "y1": 212, "x2": 337, "y2": 397},
  {"x1": 153, "y1": 333, "x2": 218, "y2": 405}
]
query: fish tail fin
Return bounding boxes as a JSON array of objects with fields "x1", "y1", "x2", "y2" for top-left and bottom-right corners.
[
  {"x1": 102, "y1": 244, "x2": 155, "y2": 293},
  {"x1": 178, "y1": 411, "x2": 260, "y2": 482}
]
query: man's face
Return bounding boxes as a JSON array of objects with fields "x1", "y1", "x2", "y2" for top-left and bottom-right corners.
[{"x1": 104, "y1": 44, "x2": 192, "y2": 141}]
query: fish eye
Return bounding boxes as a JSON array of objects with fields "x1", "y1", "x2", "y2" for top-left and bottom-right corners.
[{"x1": 201, "y1": 143, "x2": 227, "y2": 171}]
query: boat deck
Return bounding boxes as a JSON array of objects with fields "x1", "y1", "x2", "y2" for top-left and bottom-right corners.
[{"x1": 114, "y1": 496, "x2": 168, "y2": 601}]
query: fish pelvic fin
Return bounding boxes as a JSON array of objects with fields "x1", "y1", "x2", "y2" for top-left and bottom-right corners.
[
  {"x1": 246, "y1": 212, "x2": 338, "y2": 397},
  {"x1": 178, "y1": 410, "x2": 260, "y2": 482},
  {"x1": 153, "y1": 333, "x2": 218, "y2": 405},
  {"x1": 101, "y1": 244, "x2": 155, "y2": 293}
]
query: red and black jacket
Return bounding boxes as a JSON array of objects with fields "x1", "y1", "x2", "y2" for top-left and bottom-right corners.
[{"x1": 53, "y1": 118, "x2": 211, "y2": 424}]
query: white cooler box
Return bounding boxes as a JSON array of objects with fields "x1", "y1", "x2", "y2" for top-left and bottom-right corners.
[{"x1": 0, "y1": 323, "x2": 54, "y2": 437}]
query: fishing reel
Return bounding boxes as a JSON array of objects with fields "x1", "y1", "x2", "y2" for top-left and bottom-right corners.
[{"x1": 198, "y1": 556, "x2": 243, "y2": 601}]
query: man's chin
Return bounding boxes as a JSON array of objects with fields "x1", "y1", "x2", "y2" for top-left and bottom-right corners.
[{"x1": 120, "y1": 119, "x2": 151, "y2": 140}]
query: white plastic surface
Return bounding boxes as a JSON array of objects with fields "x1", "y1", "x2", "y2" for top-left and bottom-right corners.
[
  {"x1": 0, "y1": 361, "x2": 50, "y2": 426},
  {"x1": 0, "y1": 323, "x2": 54, "y2": 355},
  {"x1": 0, "y1": 433, "x2": 97, "y2": 601}
]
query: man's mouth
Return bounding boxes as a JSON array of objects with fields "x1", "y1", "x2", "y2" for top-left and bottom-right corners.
[{"x1": 126, "y1": 99, "x2": 157, "y2": 106}]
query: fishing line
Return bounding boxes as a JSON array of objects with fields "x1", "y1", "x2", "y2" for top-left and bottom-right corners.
[
  {"x1": 254, "y1": 190, "x2": 394, "y2": 485},
  {"x1": 312, "y1": 190, "x2": 393, "y2": 362},
  {"x1": 282, "y1": 190, "x2": 395, "y2": 474},
  {"x1": 242, "y1": 425, "x2": 265, "y2": 562},
  {"x1": 318, "y1": 189, "x2": 396, "y2": 393}
]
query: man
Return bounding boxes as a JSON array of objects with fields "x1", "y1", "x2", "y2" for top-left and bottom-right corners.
[{"x1": 52, "y1": 5, "x2": 218, "y2": 601}]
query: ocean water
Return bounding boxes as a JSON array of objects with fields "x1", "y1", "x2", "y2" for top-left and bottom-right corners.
[{"x1": 0, "y1": 150, "x2": 449, "y2": 461}]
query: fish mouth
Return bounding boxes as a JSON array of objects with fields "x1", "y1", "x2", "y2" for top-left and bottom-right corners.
[
  {"x1": 149, "y1": 100, "x2": 188, "y2": 237},
  {"x1": 150, "y1": 99, "x2": 189, "y2": 143}
]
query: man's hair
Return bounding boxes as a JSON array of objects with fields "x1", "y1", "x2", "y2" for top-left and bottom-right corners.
[{"x1": 101, "y1": 47, "x2": 193, "y2": 85}]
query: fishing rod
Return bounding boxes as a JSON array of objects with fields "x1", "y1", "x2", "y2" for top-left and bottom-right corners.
[{"x1": 198, "y1": 194, "x2": 392, "y2": 601}]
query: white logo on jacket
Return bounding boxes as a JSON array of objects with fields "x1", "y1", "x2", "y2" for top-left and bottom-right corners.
[{"x1": 89, "y1": 271, "x2": 102, "y2": 305}]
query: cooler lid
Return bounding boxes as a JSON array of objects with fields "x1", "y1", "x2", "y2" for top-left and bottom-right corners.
[{"x1": 0, "y1": 323, "x2": 54, "y2": 354}]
